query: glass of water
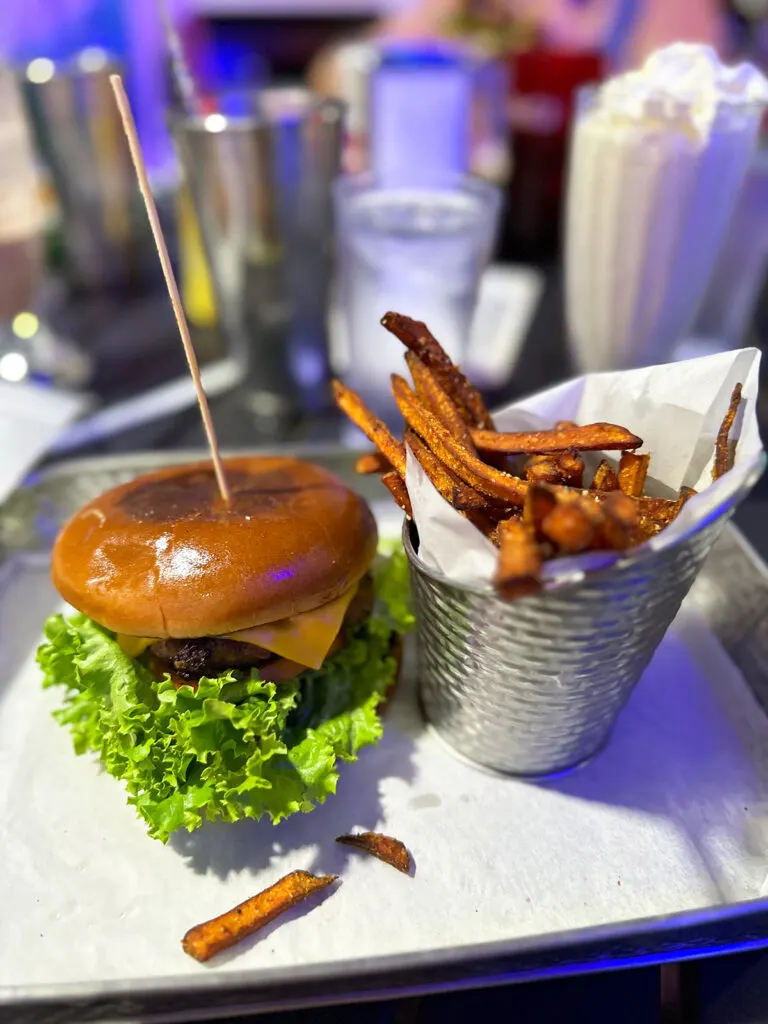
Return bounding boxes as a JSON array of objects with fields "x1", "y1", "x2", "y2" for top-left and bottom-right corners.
[{"x1": 334, "y1": 173, "x2": 501, "y2": 427}]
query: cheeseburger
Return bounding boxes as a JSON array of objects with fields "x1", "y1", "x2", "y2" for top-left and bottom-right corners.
[{"x1": 38, "y1": 457, "x2": 411, "y2": 842}]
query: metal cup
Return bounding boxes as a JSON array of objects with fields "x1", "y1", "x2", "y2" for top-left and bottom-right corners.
[
  {"x1": 171, "y1": 89, "x2": 344, "y2": 423},
  {"x1": 404, "y1": 461, "x2": 763, "y2": 776},
  {"x1": 21, "y1": 49, "x2": 155, "y2": 292}
]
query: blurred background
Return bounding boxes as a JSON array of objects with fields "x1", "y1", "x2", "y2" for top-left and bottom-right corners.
[{"x1": 0, "y1": 0, "x2": 767, "y2": 463}]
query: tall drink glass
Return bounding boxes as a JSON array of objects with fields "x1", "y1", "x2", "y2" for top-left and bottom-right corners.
[
  {"x1": 565, "y1": 46, "x2": 768, "y2": 374},
  {"x1": 334, "y1": 173, "x2": 500, "y2": 426}
]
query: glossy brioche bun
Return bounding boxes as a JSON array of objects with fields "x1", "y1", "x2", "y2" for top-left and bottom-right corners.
[{"x1": 52, "y1": 456, "x2": 378, "y2": 639}]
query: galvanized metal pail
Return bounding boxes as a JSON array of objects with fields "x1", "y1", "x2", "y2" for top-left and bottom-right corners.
[{"x1": 404, "y1": 469, "x2": 759, "y2": 776}]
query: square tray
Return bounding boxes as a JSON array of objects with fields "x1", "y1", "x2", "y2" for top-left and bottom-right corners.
[{"x1": 3, "y1": 448, "x2": 768, "y2": 1024}]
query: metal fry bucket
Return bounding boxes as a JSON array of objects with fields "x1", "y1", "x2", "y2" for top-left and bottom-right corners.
[{"x1": 403, "y1": 473, "x2": 756, "y2": 776}]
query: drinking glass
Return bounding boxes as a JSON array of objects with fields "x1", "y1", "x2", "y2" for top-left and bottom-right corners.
[{"x1": 334, "y1": 172, "x2": 501, "y2": 426}]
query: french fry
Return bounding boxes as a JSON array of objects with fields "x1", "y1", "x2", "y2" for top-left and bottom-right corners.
[
  {"x1": 713, "y1": 382, "x2": 742, "y2": 480},
  {"x1": 599, "y1": 491, "x2": 639, "y2": 549},
  {"x1": 333, "y1": 381, "x2": 406, "y2": 478},
  {"x1": 634, "y1": 494, "x2": 681, "y2": 525},
  {"x1": 391, "y1": 375, "x2": 528, "y2": 506},
  {"x1": 557, "y1": 452, "x2": 585, "y2": 488},
  {"x1": 466, "y1": 507, "x2": 504, "y2": 541},
  {"x1": 525, "y1": 455, "x2": 562, "y2": 485},
  {"x1": 381, "y1": 471, "x2": 413, "y2": 518},
  {"x1": 355, "y1": 452, "x2": 392, "y2": 475},
  {"x1": 493, "y1": 518, "x2": 542, "y2": 599},
  {"x1": 405, "y1": 430, "x2": 489, "y2": 511},
  {"x1": 541, "y1": 501, "x2": 597, "y2": 554},
  {"x1": 591, "y1": 459, "x2": 619, "y2": 491},
  {"x1": 618, "y1": 451, "x2": 650, "y2": 498},
  {"x1": 677, "y1": 485, "x2": 696, "y2": 507},
  {"x1": 182, "y1": 871, "x2": 338, "y2": 963},
  {"x1": 336, "y1": 832, "x2": 412, "y2": 874},
  {"x1": 472, "y1": 422, "x2": 643, "y2": 456},
  {"x1": 381, "y1": 311, "x2": 495, "y2": 429},
  {"x1": 333, "y1": 314, "x2": 741, "y2": 585},
  {"x1": 406, "y1": 352, "x2": 475, "y2": 450},
  {"x1": 523, "y1": 482, "x2": 558, "y2": 533}
]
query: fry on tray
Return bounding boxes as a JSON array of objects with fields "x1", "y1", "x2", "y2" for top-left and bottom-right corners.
[
  {"x1": 493, "y1": 517, "x2": 542, "y2": 599},
  {"x1": 391, "y1": 375, "x2": 528, "y2": 505},
  {"x1": 406, "y1": 352, "x2": 475, "y2": 449},
  {"x1": 406, "y1": 430, "x2": 488, "y2": 511},
  {"x1": 182, "y1": 871, "x2": 338, "y2": 963},
  {"x1": 336, "y1": 832, "x2": 412, "y2": 874},
  {"x1": 713, "y1": 383, "x2": 743, "y2": 481},
  {"x1": 381, "y1": 311, "x2": 495, "y2": 430},
  {"x1": 591, "y1": 459, "x2": 619, "y2": 492},
  {"x1": 333, "y1": 381, "x2": 406, "y2": 478},
  {"x1": 355, "y1": 452, "x2": 392, "y2": 475},
  {"x1": 471, "y1": 422, "x2": 643, "y2": 456},
  {"x1": 618, "y1": 452, "x2": 650, "y2": 498},
  {"x1": 382, "y1": 471, "x2": 413, "y2": 518}
]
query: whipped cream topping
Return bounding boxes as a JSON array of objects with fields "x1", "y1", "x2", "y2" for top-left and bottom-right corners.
[{"x1": 594, "y1": 43, "x2": 768, "y2": 139}]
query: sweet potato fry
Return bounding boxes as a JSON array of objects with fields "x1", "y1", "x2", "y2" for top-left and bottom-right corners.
[
  {"x1": 557, "y1": 452, "x2": 585, "y2": 488},
  {"x1": 713, "y1": 382, "x2": 742, "y2": 480},
  {"x1": 677, "y1": 485, "x2": 696, "y2": 508},
  {"x1": 618, "y1": 452, "x2": 650, "y2": 498},
  {"x1": 182, "y1": 871, "x2": 337, "y2": 963},
  {"x1": 591, "y1": 459, "x2": 619, "y2": 492},
  {"x1": 523, "y1": 482, "x2": 557, "y2": 532},
  {"x1": 472, "y1": 422, "x2": 643, "y2": 456},
  {"x1": 599, "y1": 491, "x2": 639, "y2": 550},
  {"x1": 333, "y1": 381, "x2": 406, "y2": 478},
  {"x1": 406, "y1": 430, "x2": 488, "y2": 511},
  {"x1": 381, "y1": 471, "x2": 413, "y2": 518},
  {"x1": 555, "y1": 420, "x2": 577, "y2": 431},
  {"x1": 355, "y1": 452, "x2": 392, "y2": 475},
  {"x1": 405, "y1": 352, "x2": 474, "y2": 449},
  {"x1": 493, "y1": 518, "x2": 542, "y2": 599},
  {"x1": 336, "y1": 832, "x2": 412, "y2": 874},
  {"x1": 466, "y1": 508, "x2": 504, "y2": 541},
  {"x1": 381, "y1": 311, "x2": 495, "y2": 429},
  {"x1": 541, "y1": 499, "x2": 598, "y2": 554},
  {"x1": 525, "y1": 455, "x2": 562, "y2": 485},
  {"x1": 634, "y1": 495, "x2": 681, "y2": 525},
  {"x1": 391, "y1": 375, "x2": 528, "y2": 506}
]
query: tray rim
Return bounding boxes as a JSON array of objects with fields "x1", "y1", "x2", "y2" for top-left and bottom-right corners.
[{"x1": 4, "y1": 447, "x2": 768, "y2": 1021}]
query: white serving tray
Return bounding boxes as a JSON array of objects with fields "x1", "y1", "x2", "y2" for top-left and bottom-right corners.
[{"x1": 2, "y1": 449, "x2": 768, "y2": 1023}]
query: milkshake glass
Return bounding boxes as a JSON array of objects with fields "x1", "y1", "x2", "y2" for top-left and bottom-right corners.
[{"x1": 565, "y1": 44, "x2": 768, "y2": 373}]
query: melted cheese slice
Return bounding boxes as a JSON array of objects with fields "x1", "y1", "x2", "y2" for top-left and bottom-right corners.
[
  {"x1": 117, "y1": 635, "x2": 155, "y2": 657},
  {"x1": 116, "y1": 583, "x2": 358, "y2": 671},
  {"x1": 223, "y1": 584, "x2": 357, "y2": 670}
]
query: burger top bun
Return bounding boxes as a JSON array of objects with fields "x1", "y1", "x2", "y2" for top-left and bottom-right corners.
[{"x1": 52, "y1": 456, "x2": 379, "y2": 638}]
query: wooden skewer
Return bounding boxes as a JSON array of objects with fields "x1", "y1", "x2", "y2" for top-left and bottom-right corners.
[{"x1": 110, "y1": 74, "x2": 232, "y2": 506}]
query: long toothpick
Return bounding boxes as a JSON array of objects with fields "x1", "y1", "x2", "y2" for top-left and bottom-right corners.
[{"x1": 110, "y1": 74, "x2": 232, "y2": 506}]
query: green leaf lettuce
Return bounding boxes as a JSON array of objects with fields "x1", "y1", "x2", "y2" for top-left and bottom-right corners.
[{"x1": 38, "y1": 548, "x2": 412, "y2": 843}]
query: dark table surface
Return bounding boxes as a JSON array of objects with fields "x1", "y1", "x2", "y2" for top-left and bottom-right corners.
[{"x1": 37, "y1": 266, "x2": 768, "y2": 1024}]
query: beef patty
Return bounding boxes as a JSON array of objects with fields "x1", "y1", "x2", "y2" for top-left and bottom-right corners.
[{"x1": 149, "y1": 574, "x2": 374, "y2": 679}]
